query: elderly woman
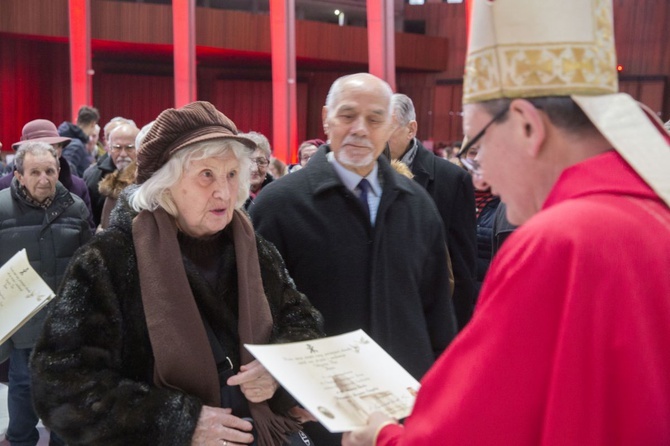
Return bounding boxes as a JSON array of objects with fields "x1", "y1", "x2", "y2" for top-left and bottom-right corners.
[{"x1": 30, "y1": 102, "x2": 324, "y2": 446}]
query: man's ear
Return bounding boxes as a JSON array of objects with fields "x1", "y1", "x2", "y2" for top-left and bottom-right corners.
[
  {"x1": 322, "y1": 106, "x2": 329, "y2": 135},
  {"x1": 509, "y1": 98, "x2": 546, "y2": 158},
  {"x1": 408, "y1": 120, "x2": 418, "y2": 140},
  {"x1": 13, "y1": 169, "x2": 22, "y2": 183}
]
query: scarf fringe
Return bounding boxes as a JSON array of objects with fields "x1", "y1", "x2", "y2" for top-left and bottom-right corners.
[{"x1": 251, "y1": 403, "x2": 302, "y2": 446}]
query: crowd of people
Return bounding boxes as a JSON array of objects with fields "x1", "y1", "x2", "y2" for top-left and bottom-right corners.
[{"x1": 1, "y1": 0, "x2": 669, "y2": 445}]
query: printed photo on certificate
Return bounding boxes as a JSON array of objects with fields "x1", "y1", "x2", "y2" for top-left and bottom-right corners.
[{"x1": 245, "y1": 329, "x2": 420, "y2": 433}]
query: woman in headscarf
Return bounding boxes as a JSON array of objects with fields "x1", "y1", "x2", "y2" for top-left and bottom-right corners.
[{"x1": 30, "y1": 101, "x2": 324, "y2": 446}]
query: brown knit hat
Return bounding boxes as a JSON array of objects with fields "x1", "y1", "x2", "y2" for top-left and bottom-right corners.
[{"x1": 136, "y1": 101, "x2": 256, "y2": 184}]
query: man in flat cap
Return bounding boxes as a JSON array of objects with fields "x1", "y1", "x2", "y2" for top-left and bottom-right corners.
[{"x1": 344, "y1": 1, "x2": 670, "y2": 445}]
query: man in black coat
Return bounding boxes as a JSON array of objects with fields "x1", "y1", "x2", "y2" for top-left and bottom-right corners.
[
  {"x1": 388, "y1": 93, "x2": 478, "y2": 329},
  {"x1": 250, "y1": 73, "x2": 457, "y2": 446}
]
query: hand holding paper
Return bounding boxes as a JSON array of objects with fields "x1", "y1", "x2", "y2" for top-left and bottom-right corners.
[
  {"x1": 245, "y1": 330, "x2": 419, "y2": 433},
  {"x1": 0, "y1": 249, "x2": 55, "y2": 345}
]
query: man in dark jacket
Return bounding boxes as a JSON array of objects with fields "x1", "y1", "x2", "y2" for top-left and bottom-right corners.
[
  {"x1": 58, "y1": 106, "x2": 100, "y2": 177},
  {"x1": 83, "y1": 122, "x2": 139, "y2": 226},
  {"x1": 250, "y1": 73, "x2": 457, "y2": 446},
  {"x1": 388, "y1": 93, "x2": 478, "y2": 329},
  {"x1": 0, "y1": 141, "x2": 91, "y2": 446},
  {"x1": 0, "y1": 119, "x2": 96, "y2": 232}
]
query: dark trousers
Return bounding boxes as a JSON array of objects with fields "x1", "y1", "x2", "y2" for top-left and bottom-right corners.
[{"x1": 7, "y1": 348, "x2": 64, "y2": 446}]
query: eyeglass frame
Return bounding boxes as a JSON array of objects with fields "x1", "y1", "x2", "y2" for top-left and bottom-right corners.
[
  {"x1": 110, "y1": 143, "x2": 136, "y2": 153},
  {"x1": 250, "y1": 156, "x2": 270, "y2": 168},
  {"x1": 457, "y1": 106, "x2": 509, "y2": 175}
]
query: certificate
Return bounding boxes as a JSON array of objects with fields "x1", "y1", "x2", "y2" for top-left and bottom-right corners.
[
  {"x1": 245, "y1": 329, "x2": 420, "y2": 433},
  {"x1": 0, "y1": 249, "x2": 55, "y2": 345}
]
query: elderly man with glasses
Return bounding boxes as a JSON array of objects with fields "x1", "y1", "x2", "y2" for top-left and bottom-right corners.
[{"x1": 83, "y1": 123, "x2": 140, "y2": 226}]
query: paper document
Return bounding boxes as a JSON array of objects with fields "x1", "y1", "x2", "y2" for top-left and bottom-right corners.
[
  {"x1": 245, "y1": 329, "x2": 420, "y2": 432},
  {"x1": 0, "y1": 249, "x2": 55, "y2": 345}
]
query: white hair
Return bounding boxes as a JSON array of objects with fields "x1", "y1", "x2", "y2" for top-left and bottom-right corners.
[
  {"x1": 391, "y1": 93, "x2": 416, "y2": 126},
  {"x1": 238, "y1": 131, "x2": 270, "y2": 158},
  {"x1": 129, "y1": 139, "x2": 252, "y2": 216},
  {"x1": 324, "y1": 73, "x2": 394, "y2": 118}
]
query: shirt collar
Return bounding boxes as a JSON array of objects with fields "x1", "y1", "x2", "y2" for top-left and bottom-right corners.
[{"x1": 327, "y1": 151, "x2": 382, "y2": 197}]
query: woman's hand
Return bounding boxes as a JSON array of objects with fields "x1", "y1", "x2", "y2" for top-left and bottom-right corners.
[
  {"x1": 191, "y1": 406, "x2": 254, "y2": 446},
  {"x1": 226, "y1": 360, "x2": 279, "y2": 403},
  {"x1": 342, "y1": 412, "x2": 397, "y2": 446}
]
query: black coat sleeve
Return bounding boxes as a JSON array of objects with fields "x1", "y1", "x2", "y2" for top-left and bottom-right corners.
[{"x1": 30, "y1": 235, "x2": 202, "y2": 446}]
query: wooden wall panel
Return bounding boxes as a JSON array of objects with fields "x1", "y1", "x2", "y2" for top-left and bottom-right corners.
[
  {"x1": 0, "y1": 36, "x2": 71, "y2": 151},
  {"x1": 92, "y1": 0, "x2": 172, "y2": 44},
  {"x1": 0, "y1": 0, "x2": 69, "y2": 38},
  {"x1": 94, "y1": 72, "x2": 173, "y2": 129},
  {"x1": 404, "y1": 2, "x2": 466, "y2": 79},
  {"x1": 432, "y1": 83, "x2": 464, "y2": 145},
  {"x1": 210, "y1": 79, "x2": 308, "y2": 155}
]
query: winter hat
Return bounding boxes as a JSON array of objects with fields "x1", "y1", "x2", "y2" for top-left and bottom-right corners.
[
  {"x1": 12, "y1": 119, "x2": 71, "y2": 150},
  {"x1": 136, "y1": 101, "x2": 256, "y2": 184}
]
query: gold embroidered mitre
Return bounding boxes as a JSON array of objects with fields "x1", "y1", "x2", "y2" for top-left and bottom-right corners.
[{"x1": 463, "y1": 0, "x2": 618, "y2": 104}]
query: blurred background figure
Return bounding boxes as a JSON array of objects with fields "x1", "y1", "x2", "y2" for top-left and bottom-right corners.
[
  {"x1": 269, "y1": 157, "x2": 287, "y2": 179},
  {"x1": 238, "y1": 131, "x2": 272, "y2": 209},
  {"x1": 0, "y1": 119, "x2": 95, "y2": 232},
  {"x1": 58, "y1": 106, "x2": 100, "y2": 177},
  {"x1": 0, "y1": 141, "x2": 91, "y2": 446},
  {"x1": 288, "y1": 138, "x2": 324, "y2": 173}
]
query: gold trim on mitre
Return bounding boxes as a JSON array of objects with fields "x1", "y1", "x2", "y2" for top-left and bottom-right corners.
[{"x1": 463, "y1": 0, "x2": 618, "y2": 104}]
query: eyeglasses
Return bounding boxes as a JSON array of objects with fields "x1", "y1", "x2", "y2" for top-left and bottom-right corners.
[
  {"x1": 111, "y1": 144, "x2": 136, "y2": 153},
  {"x1": 251, "y1": 157, "x2": 269, "y2": 167},
  {"x1": 457, "y1": 106, "x2": 509, "y2": 175},
  {"x1": 300, "y1": 154, "x2": 313, "y2": 162}
]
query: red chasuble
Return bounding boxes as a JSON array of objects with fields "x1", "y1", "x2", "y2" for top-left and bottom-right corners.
[{"x1": 378, "y1": 151, "x2": 670, "y2": 445}]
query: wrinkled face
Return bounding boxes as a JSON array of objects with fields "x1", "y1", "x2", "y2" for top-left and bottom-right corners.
[
  {"x1": 299, "y1": 145, "x2": 318, "y2": 166},
  {"x1": 387, "y1": 121, "x2": 413, "y2": 160},
  {"x1": 15, "y1": 152, "x2": 59, "y2": 203},
  {"x1": 170, "y1": 151, "x2": 240, "y2": 238},
  {"x1": 323, "y1": 78, "x2": 393, "y2": 176},
  {"x1": 249, "y1": 148, "x2": 269, "y2": 192},
  {"x1": 109, "y1": 127, "x2": 138, "y2": 171}
]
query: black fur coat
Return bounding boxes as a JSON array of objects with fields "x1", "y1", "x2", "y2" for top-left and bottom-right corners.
[{"x1": 30, "y1": 187, "x2": 324, "y2": 446}]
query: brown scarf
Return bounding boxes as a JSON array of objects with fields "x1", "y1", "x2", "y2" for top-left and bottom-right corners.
[{"x1": 133, "y1": 208, "x2": 300, "y2": 445}]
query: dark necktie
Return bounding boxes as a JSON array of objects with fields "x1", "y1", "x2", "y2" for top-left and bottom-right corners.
[{"x1": 358, "y1": 179, "x2": 371, "y2": 219}]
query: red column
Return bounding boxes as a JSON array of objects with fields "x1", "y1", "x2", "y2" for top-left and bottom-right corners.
[
  {"x1": 367, "y1": 0, "x2": 396, "y2": 91},
  {"x1": 68, "y1": 0, "x2": 92, "y2": 121},
  {"x1": 173, "y1": 0, "x2": 197, "y2": 108},
  {"x1": 269, "y1": 0, "x2": 298, "y2": 164}
]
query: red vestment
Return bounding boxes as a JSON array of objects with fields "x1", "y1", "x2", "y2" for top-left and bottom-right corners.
[{"x1": 378, "y1": 151, "x2": 670, "y2": 445}]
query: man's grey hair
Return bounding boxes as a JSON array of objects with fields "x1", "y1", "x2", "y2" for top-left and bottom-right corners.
[
  {"x1": 103, "y1": 117, "x2": 137, "y2": 142},
  {"x1": 239, "y1": 131, "x2": 270, "y2": 158},
  {"x1": 324, "y1": 73, "x2": 394, "y2": 118},
  {"x1": 391, "y1": 93, "x2": 416, "y2": 127},
  {"x1": 129, "y1": 139, "x2": 252, "y2": 215},
  {"x1": 14, "y1": 141, "x2": 59, "y2": 174}
]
